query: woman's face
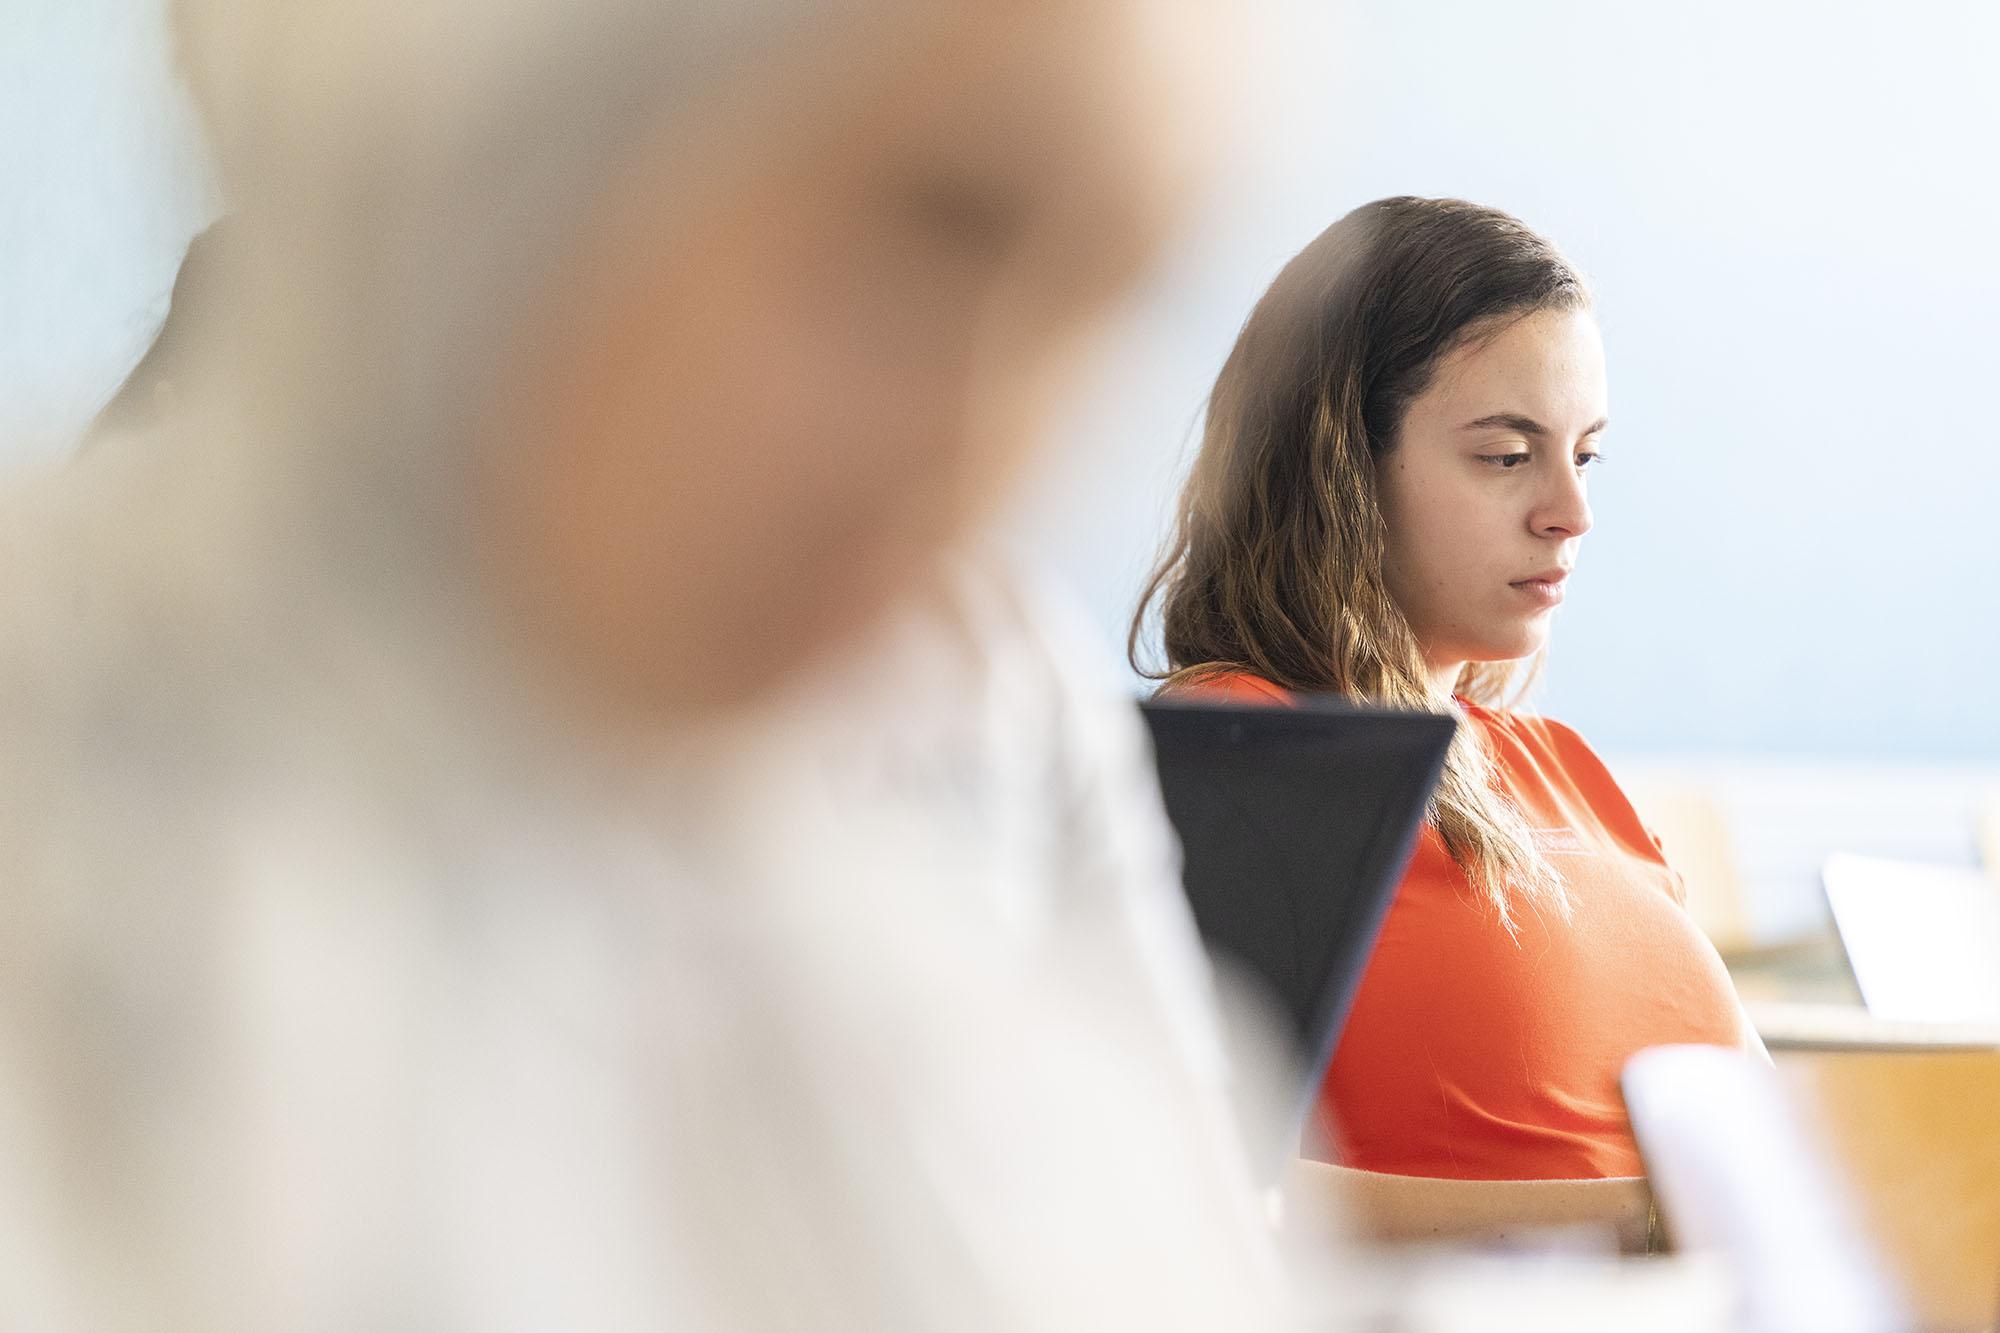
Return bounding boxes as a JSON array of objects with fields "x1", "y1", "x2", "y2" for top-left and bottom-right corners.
[
  {"x1": 1374, "y1": 305, "x2": 1608, "y2": 690},
  {"x1": 481, "y1": 0, "x2": 1213, "y2": 721}
]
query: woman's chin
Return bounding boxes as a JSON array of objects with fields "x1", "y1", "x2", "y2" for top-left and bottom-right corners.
[{"x1": 1466, "y1": 631, "x2": 1548, "y2": 667}]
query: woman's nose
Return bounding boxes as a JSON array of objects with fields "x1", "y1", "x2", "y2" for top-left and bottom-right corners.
[{"x1": 1533, "y1": 464, "x2": 1593, "y2": 540}]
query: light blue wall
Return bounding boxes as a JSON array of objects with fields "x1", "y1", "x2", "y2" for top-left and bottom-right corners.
[
  {"x1": 1013, "y1": 0, "x2": 2000, "y2": 761},
  {"x1": 0, "y1": 0, "x2": 214, "y2": 465},
  {"x1": 7, "y1": 1, "x2": 1995, "y2": 760}
]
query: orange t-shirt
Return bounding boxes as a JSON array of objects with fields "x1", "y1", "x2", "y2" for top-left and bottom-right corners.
[{"x1": 1183, "y1": 673, "x2": 1748, "y2": 1180}]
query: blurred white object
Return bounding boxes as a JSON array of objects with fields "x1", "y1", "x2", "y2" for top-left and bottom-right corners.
[
  {"x1": 0, "y1": 548, "x2": 1297, "y2": 1328},
  {"x1": 1977, "y1": 790, "x2": 2000, "y2": 887},
  {"x1": 1823, "y1": 854, "x2": 2000, "y2": 1025},
  {"x1": 1623, "y1": 1045, "x2": 1907, "y2": 1333},
  {"x1": 1373, "y1": 1252, "x2": 1732, "y2": 1333}
]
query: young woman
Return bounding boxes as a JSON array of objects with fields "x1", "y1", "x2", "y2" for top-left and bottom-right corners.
[{"x1": 1134, "y1": 196, "x2": 1759, "y2": 1247}]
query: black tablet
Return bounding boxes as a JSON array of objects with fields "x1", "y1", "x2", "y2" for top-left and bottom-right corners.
[{"x1": 1141, "y1": 695, "x2": 1454, "y2": 1137}]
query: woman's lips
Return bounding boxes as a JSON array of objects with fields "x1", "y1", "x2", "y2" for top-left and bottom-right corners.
[{"x1": 1510, "y1": 571, "x2": 1568, "y2": 608}]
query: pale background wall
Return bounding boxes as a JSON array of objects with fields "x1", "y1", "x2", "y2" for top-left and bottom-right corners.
[
  {"x1": 1009, "y1": 0, "x2": 2000, "y2": 766},
  {"x1": 0, "y1": 0, "x2": 215, "y2": 462},
  {"x1": 6, "y1": 0, "x2": 1996, "y2": 794}
]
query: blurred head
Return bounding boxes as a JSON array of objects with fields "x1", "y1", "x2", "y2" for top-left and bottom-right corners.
[
  {"x1": 480, "y1": 2, "x2": 1215, "y2": 719},
  {"x1": 171, "y1": 0, "x2": 1219, "y2": 723},
  {"x1": 1134, "y1": 196, "x2": 1594, "y2": 922}
]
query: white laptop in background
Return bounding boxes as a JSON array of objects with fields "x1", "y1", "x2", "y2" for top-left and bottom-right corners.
[{"x1": 1822, "y1": 854, "x2": 2000, "y2": 1025}]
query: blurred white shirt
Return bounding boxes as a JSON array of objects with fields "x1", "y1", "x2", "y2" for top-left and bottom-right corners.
[{"x1": 0, "y1": 506, "x2": 1292, "y2": 1328}]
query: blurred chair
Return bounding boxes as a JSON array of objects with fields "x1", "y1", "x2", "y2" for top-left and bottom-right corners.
[
  {"x1": 1619, "y1": 776, "x2": 1757, "y2": 956},
  {"x1": 1625, "y1": 1044, "x2": 1908, "y2": 1333},
  {"x1": 1775, "y1": 1048, "x2": 2000, "y2": 1333}
]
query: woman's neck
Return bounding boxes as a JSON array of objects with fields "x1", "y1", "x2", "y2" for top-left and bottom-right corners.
[{"x1": 1427, "y1": 660, "x2": 1466, "y2": 701}]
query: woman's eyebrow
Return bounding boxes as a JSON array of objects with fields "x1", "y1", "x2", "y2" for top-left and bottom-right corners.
[
  {"x1": 1462, "y1": 412, "x2": 1547, "y2": 435},
  {"x1": 1461, "y1": 413, "x2": 1610, "y2": 437}
]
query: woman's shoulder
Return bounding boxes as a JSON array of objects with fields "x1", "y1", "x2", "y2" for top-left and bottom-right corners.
[
  {"x1": 1159, "y1": 669, "x2": 1295, "y2": 707},
  {"x1": 1467, "y1": 703, "x2": 1661, "y2": 848},
  {"x1": 1461, "y1": 701, "x2": 1598, "y2": 764}
]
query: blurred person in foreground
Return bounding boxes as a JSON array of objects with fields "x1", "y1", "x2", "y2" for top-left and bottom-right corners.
[{"x1": 0, "y1": 1, "x2": 1301, "y2": 1326}]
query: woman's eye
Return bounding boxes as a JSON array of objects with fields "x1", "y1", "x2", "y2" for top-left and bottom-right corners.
[
  {"x1": 1481, "y1": 452, "x2": 1532, "y2": 469},
  {"x1": 1575, "y1": 450, "x2": 1604, "y2": 468}
]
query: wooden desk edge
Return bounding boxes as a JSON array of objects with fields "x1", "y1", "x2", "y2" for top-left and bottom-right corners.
[{"x1": 1747, "y1": 1001, "x2": 2000, "y2": 1053}]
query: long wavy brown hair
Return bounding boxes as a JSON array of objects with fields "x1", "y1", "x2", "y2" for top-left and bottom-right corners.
[{"x1": 1131, "y1": 196, "x2": 1588, "y2": 927}]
